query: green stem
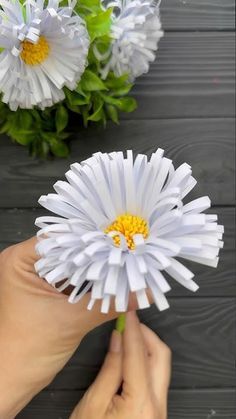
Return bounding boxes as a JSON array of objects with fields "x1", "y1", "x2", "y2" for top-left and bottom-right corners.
[{"x1": 116, "y1": 313, "x2": 126, "y2": 333}]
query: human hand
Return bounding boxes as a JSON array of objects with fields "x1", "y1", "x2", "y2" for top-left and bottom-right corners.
[
  {"x1": 0, "y1": 238, "x2": 142, "y2": 418},
  {"x1": 70, "y1": 311, "x2": 171, "y2": 419}
]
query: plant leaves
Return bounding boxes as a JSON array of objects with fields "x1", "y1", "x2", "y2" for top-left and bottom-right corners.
[
  {"x1": 116, "y1": 97, "x2": 137, "y2": 112},
  {"x1": 55, "y1": 105, "x2": 69, "y2": 132},
  {"x1": 106, "y1": 104, "x2": 119, "y2": 123},
  {"x1": 75, "y1": 0, "x2": 101, "y2": 16},
  {"x1": 19, "y1": 110, "x2": 33, "y2": 129},
  {"x1": 49, "y1": 139, "x2": 70, "y2": 158},
  {"x1": 11, "y1": 129, "x2": 35, "y2": 145},
  {"x1": 86, "y1": 9, "x2": 112, "y2": 41},
  {"x1": 81, "y1": 69, "x2": 108, "y2": 91}
]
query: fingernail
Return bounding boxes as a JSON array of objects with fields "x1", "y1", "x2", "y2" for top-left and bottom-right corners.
[{"x1": 109, "y1": 330, "x2": 122, "y2": 353}]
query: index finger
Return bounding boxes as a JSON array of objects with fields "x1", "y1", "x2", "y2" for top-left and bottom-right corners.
[{"x1": 122, "y1": 311, "x2": 149, "y2": 397}]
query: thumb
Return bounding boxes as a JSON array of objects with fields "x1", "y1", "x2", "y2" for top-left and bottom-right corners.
[{"x1": 88, "y1": 330, "x2": 123, "y2": 412}]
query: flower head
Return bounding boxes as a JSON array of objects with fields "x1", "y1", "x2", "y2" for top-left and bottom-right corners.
[
  {"x1": 100, "y1": 0, "x2": 163, "y2": 80},
  {"x1": 35, "y1": 149, "x2": 224, "y2": 313},
  {"x1": 0, "y1": 0, "x2": 89, "y2": 110}
]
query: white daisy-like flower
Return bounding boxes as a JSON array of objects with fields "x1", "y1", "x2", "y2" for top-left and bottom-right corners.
[
  {"x1": 0, "y1": 0, "x2": 89, "y2": 110},
  {"x1": 35, "y1": 149, "x2": 224, "y2": 313},
  {"x1": 99, "y1": 0, "x2": 163, "y2": 80}
]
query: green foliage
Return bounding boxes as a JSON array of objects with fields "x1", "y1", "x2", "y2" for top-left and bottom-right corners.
[
  {"x1": 0, "y1": 102, "x2": 70, "y2": 158},
  {"x1": 81, "y1": 69, "x2": 108, "y2": 91},
  {"x1": 55, "y1": 105, "x2": 69, "y2": 133},
  {"x1": 0, "y1": 0, "x2": 137, "y2": 158}
]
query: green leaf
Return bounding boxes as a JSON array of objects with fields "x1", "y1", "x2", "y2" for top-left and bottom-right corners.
[
  {"x1": 55, "y1": 105, "x2": 69, "y2": 133},
  {"x1": 86, "y1": 9, "x2": 112, "y2": 41},
  {"x1": 104, "y1": 73, "x2": 133, "y2": 96},
  {"x1": 105, "y1": 73, "x2": 130, "y2": 89},
  {"x1": 75, "y1": 0, "x2": 101, "y2": 16},
  {"x1": 11, "y1": 129, "x2": 35, "y2": 145},
  {"x1": 82, "y1": 108, "x2": 89, "y2": 127},
  {"x1": 106, "y1": 104, "x2": 119, "y2": 123},
  {"x1": 65, "y1": 89, "x2": 91, "y2": 105},
  {"x1": 58, "y1": 132, "x2": 70, "y2": 140},
  {"x1": 81, "y1": 69, "x2": 108, "y2": 92},
  {"x1": 75, "y1": 85, "x2": 88, "y2": 98},
  {"x1": 99, "y1": 93, "x2": 118, "y2": 106},
  {"x1": 88, "y1": 95, "x2": 104, "y2": 121},
  {"x1": 100, "y1": 94, "x2": 137, "y2": 112},
  {"x1": 0, "y1": 121, "x2": 10, "y2": 134},
  {"x1": 41, "y1": 141, "x2": 50, "y2": 157},
  {"x1": 80, "y1": 69, "x2": 107, "y2": 92},
  {"x1": 78, "y1": 0, "x2": 101, "y2": 9},
  {"x1": 30, "y1": 109, "x2": 44, "y2": 124},
  {"x1": 116, "y1": 97, "x2": 137, "y2": 112},
  {"x1": 49, "y1": 139, "x2": 70, "y2": 158},
  {"x1": 113, "y1": 85, "x2": 133, "y2": 97},
  {"x1": 66, "y1": 103, "x2": 82, "y2": 114},
  {"x1": 19, "y1": 110, "x2": 33, "y2": 129}
]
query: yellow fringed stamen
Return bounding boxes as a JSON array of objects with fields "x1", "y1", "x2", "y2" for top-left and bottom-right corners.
[
  {"x1": 20, "y1": 36, "x2": 50, "y2": 66},
  {"x1": 104, "y1": 213, "x2": 149, "y2": 250}
]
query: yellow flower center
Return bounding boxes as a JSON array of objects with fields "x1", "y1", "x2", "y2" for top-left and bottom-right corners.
[
  {"x1": 104, "y1": 213, "x2": 149, "y2": 250},
  {"x1": 20, "y1": 36, "x2": 50, "y2": 66}
]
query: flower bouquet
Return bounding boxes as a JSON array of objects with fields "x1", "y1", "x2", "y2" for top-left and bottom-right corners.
[{"x1": 0, "y1": 0, "x2": 163, "y2": 157}]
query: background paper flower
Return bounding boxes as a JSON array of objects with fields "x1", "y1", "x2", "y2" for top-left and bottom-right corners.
[
  {"x1": 35, "y1": 149, "x2": 224, "y2": 313},
  {"x1": 100, "y1": 0, "x2": 164, "y2": 80},
  {"x1": 0, "y1": 0, "x2": 89, "y2": 110}
]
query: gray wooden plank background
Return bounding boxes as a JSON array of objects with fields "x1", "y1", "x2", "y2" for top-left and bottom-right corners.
[{"x1": 0, "y1": 0, "x2": 235, "y2": 418}]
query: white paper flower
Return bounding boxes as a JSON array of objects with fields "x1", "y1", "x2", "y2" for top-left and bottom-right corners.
[
  {"x1": 35, "y1": 149, "x2": 224, "y2": 313},
  {"x1": 0, "y1": 0, "x2": 89, "y2": 110},
  {"x1": 99, "y1": 0, "x2": 163, "y2": 80}
]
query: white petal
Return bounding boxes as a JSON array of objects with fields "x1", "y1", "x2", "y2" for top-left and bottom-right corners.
[
  {"x1": 136, "y1": 289, "x2": 150, "y2": 309},
  {"x1": 146, "y1": 274, "x2": 169, "y2": 311},
  {"x1": 126, "y1": 253, "x2": 147, "y2": 292}
]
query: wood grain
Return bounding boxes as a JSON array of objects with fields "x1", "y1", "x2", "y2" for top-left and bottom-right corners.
[
  {"x1": 128, "y1": 32, "x2": 235, "y2": 119},
  {"x1": 0, "y1": 118, "x2": 234, "y2": 207},
  {"x1": 0, "y1": 207, "x2": 234, "y2": 297},
  {"x1": 43, "y1": 298, "x2": 236, "y2": 390},
  {"x1": 161, "y1": 0, "x2": 235, "y2": 31},
  {"x1": 17, "y1": 389, "x2": 236, "y2": 419},
  {"x1": 1, "y1": 2, "x2": 235, "y2": 418}
]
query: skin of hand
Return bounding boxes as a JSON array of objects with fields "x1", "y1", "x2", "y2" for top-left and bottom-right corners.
[
  {"x1": 0, "y1": 238, "x2": 144, "y2": 418},
  {"x1": 70, "y1": 311, "x2": 171, "y2": 419}
]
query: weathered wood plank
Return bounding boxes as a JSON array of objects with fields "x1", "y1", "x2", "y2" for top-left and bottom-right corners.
[
  {"x1": 43, "y1": 298, "x2": 235, "y2": 390},
  {"x1": 128, "y1": 32, "x2": 235, "y2": 119},
  {"x1": 1, "y1": 33, "x2": 234, "y2": 122},
  {"x1": 0, "y1": 118, "x2": 234, "y2": 207},
  {"x1": 0, "y1": 207, "x2": 234, "y2": 297},
  {"x1": 161, "y1": 0, "x2": 235, "y2": 31},
  {"x1": 17, "y1": 389, "x2": 236, "y2": 419}
]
